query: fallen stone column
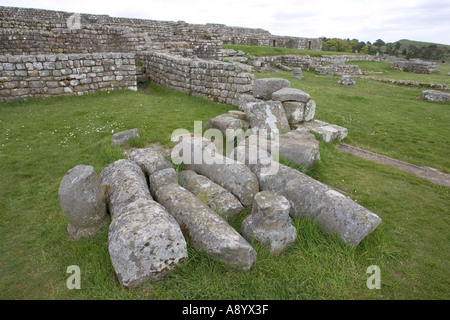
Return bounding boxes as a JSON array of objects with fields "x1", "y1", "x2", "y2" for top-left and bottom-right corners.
[
  {"x1": 100, "y1": 159, "x2": 152, "y2": 219},
  {"x1": 152, "y1": 180, "x2": 256, "y2": 271},
  {"x1": 232, "y1": 145, "x2": 382, "y2": 245},
  {"x1": 127, "y1": 148, "x2": 173, "y2": 176},
  {"x1": 172, "y1": 135, "x2": 259, "y2": 207},
  {"x1": 108, "y1": 199, "x2": 188, "y2": 288},
  {"x1": 179, "y1": 170, "x2": 244, "y2": 219}
]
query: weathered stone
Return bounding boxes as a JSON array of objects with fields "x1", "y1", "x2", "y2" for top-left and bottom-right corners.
[
  {"x1": 227, "y1": 110, "x2": 247, "y2": 120},
  {"x1": 315, "y1": 64, "x2": 362, "y2": 76},
  {"x1": 282, "y1": 101, "x2": 305, "y2": 124},
  {"x1": 108, "y1": 199, "x2": 188, "y2": 288},
  {"x1": 179, "y1": 170, "x2": 243, "y2": 219},
  {"x1": 58, "y1": 165, "x2": 109, "y2": 240},
  {"x1": 154, "y1": 183, "x2": 257, "y2": 270},
  {"x1": 100, "y1": 159, "x2": 152, "y2": 219},
  {"x1": 204, "y1": 113, "x2": 249, "y2": 136},
  {"x1": 172, "y1": 135, "x2": 259, "y2": 207},
  {"x1": 127, "y1": 147, "x2": 173, "y2": 176},
  {"x1": 292, "y1": 68, "x2": 303, "y2": 79},
  {"x1": 253, "y1": 78, "x2": 291, "y2": 100},
  {"x1": 148, "y1": 168, "x2": 178, "y2": 197},
  {"x1": 304, "y1": 100, "x2": 316, "y2": 122},
  {"x1": 231, "y1": 146, "x2": 382, "y2": 245},
  {"x1": 393, "y1": 60, "x2": 439, "y2": 74},
  {"x1": 111, "y1": 128, "x2": 140, "y2": 147},
  {"x1": 418, "y1": 90, "x2": 450, "y2": 102},
  {"x1": 240, "y1": 100, "x2": 291, "y2": 137},
  {"x1": 237, "y1": 128, "x2": 319, "y2": 170},
  {"x1": 338, "y1": 75, "x2": 356, "y2": 86},
  {"x1": 300, "y1": 120, "x2": 348, "y2": 142},
  {"x1": 277, "y1": 129, "x2": 320, "y2": 168},
  {"x1": 272, "y1": 87, "x2": 311, "y2": 103},
  {"x1": 241, "y1": 191, "x2": 297, "y2": 255}
]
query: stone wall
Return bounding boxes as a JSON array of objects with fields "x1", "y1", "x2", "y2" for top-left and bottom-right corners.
[
  {"x1": 0, "y1": 53, "x2": 137, "y2": 102},
  {"x1": 144, "y1": 51, "x2": 254, "y2": 106},
  {"x1": 0, "y1": 6, "x2": 321, "y2": 59},
  {"x1": 393, "y1": 60, "x2": 439, "y2": 74},
  {"x1": 248, "y1": 54, "x2": 395, "y2": 70}
]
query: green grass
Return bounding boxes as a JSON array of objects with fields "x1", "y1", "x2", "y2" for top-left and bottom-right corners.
[
  {"x1": 1, "y1": 74, "x2": 449, "y2": 300},
  {"x1": 222, "y1": 44, "x2": 356, "y2": 57}
]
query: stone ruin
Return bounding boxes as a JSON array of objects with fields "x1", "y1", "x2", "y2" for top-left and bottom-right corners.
[
  {"x1": 393, "y1": 60, "x2": 439, "y2": 74},
  {"x1": 58, "y1": 77, "x2": 381, "y2": 288}
]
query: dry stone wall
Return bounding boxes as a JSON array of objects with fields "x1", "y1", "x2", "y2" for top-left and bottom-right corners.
[
  {"x1": 144, "y1": 51, "x2": 254, "y2": 105},
  {"x1": 1, "y1": 6, "x2": 321, "y2": 58},
  {"x1": 0, "y1": 53, "x2": 137, "y2": 102}
]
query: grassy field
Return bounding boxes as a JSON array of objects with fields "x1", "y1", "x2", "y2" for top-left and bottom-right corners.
[
  {"x1": 347, "y1": 60, "x2": 450, "y2": 85},
  {"x1": 0, "y1": 64, "x2": 449, "y2": 300}
]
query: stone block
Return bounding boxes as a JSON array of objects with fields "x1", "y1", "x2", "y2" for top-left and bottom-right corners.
[
  {"x1": 111, "y1": 128, "x2": 140, "y2": 147},
  {"x1": 241, "y1": 191, "x2": 297, "y2": 255},
  {"x1": 253, "y1": 78, "x2": 291, "y2": 100}
]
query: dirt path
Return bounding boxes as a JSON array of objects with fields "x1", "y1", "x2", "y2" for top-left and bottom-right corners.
[{"x1": 337, "y1": 144, "x2": 450, "y2": 187}]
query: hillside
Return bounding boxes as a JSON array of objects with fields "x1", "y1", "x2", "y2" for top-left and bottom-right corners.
[
  {"x1": 396, "y1": 39, "x2": 450, "y2": 50},
  {"x1": 396, "y1": 39, "x2": 450, "y2": 61}
]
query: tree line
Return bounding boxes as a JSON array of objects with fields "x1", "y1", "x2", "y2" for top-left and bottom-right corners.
[{"x1": 321, "y1": 38, "x2": 449, "y2": 61}]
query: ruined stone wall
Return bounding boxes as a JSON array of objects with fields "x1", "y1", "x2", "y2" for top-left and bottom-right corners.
[
  {"x1": 0, "y1": 53, "x2": 137, "y2": 102},
  {"x1": 393, "y1": 60, "x2": 439, "y2": 74},
  {"x1": 1, "y1": 6, "x2": 321, "y2": 58},
  {"x1": 248, "y1": 54, "x2": 396, "y2": 70},
  {"x1": 144, "y1": 51, "x2": 254, "y2": 105}
]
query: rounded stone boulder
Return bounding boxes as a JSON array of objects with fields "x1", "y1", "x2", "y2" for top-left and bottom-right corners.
[{"x1": 58, "y1": 165, "x2": 109, "y2": 240}]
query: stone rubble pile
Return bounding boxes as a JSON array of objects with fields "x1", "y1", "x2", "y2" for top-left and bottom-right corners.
[
  {"x1": 58, "y1": 79, "x2": 380, "y2": 289},
  {"x1": 204, "y1": 78, "x2": 347, "y2": 169}
]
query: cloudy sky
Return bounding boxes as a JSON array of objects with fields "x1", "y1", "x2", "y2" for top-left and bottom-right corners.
[{"x1": 1, "y1": 0, "x2": 449, "y2": 45}]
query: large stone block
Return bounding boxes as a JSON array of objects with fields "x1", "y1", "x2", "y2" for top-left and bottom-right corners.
[
  {"x1": 253, "y1": 78, "x2": 291, "y2": 100},
  {"x1": 204, "y1": 113, "x2": 249, "y2": 136},
  {"x1": 58, "y1": 165, "x2": 109, "y2": 240},
  {"x1": 300, "y1": 120, "x2": 348, "y2": 142},
  {"x1": 108, "y1": 200, "x2": 188, "y2": 288},
  {"x1": 272, "y1": 87, "x2": 311, "y2": 103},
  {"x1": 240, "y1": 100, "x2": 291, "y2": 137}
]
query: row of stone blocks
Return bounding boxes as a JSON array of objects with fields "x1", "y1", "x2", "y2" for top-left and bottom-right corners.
[
  {"x1": 0, "y1": 53, "x2": 137, "y2": 101},
  {"x1": 59, "y1": 134, "x2": 382, "y2": 288}
]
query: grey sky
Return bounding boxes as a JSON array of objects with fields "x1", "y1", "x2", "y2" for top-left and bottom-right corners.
[{"x1": 1, "y1": 0, "x2": 449, "y2": 45}]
